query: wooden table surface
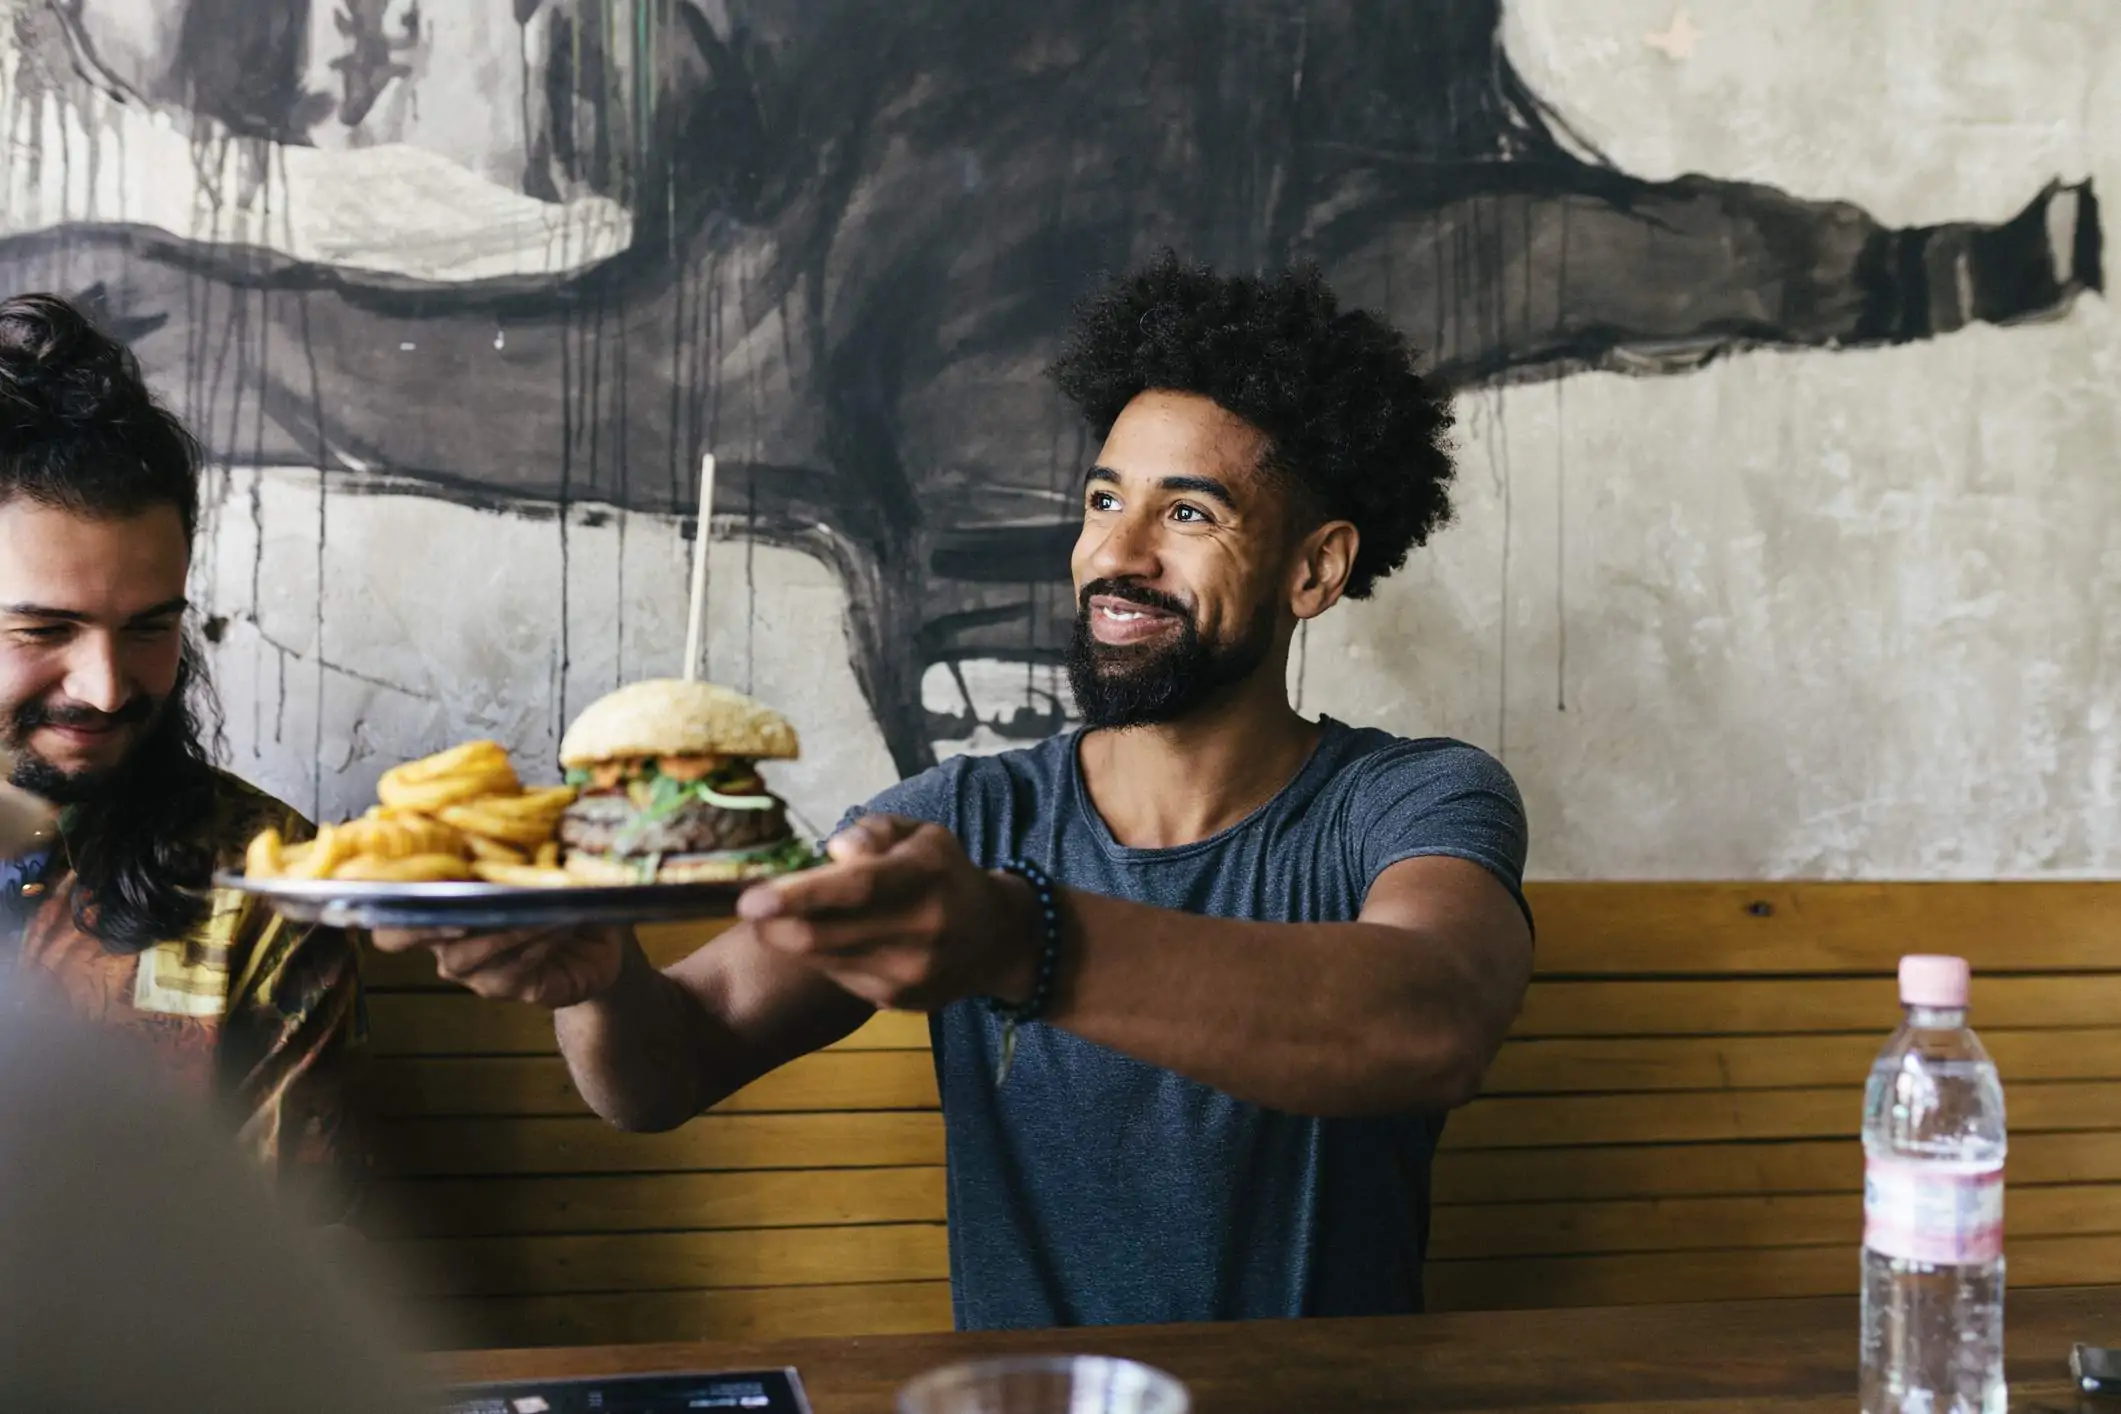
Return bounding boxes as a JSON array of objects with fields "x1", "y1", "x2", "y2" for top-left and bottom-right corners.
[{"x1": 431, "y1": 1285, "x2": 2120, "y2": 1412}]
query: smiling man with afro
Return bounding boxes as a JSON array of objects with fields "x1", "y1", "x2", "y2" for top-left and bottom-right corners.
[{"x1": 370, "y1": 252, "x2": 1534, "y2": 1331}]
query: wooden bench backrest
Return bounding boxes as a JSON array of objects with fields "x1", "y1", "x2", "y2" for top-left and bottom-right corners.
[
  {"x1": 1427, "y1": 882, "x2": 2121, "y2": 1310},
  {"x1": 359, "y1": 882, "x2": 2121, "y2": 1347},
  {"x1": 360, "y1": 928, "x2": 946, "y2": 1349}
]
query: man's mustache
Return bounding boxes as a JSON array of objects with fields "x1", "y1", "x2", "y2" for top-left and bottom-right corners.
[
  {"x1": 14, "y1": 696, "x2": 157, "y2": 733},
  {"x1": 1077, "y1": 579, "x2": 1194, "y2": 621}
]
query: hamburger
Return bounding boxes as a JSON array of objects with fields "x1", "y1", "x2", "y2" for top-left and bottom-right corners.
[{"x1": 556, "y1": 679, "x2": 819, "y2": 884}]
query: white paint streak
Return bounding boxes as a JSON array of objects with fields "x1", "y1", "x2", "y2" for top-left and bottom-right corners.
[{"x1": 0, "y1": 43, "x2": 628, "y2": 280}]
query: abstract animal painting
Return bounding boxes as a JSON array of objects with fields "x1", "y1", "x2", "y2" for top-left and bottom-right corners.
[{"x1": 0, "y1": 0, "x2": 2101, "y2": 784}]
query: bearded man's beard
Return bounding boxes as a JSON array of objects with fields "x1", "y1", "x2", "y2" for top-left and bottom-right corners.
[
  {"x1": 6, "y1": 691, "x2": 164, "y2": 805},
  {"x1": 5, "y1": 648, "x2": 226, "y2": 953},
  {"x1": 1064, "y1": 579, "x2": 1278, "y2": 729}
]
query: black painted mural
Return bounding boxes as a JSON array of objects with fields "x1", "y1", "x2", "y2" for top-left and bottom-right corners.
[{"x1": 2, "y1": 0, "x2": 2103, "y2": 776}]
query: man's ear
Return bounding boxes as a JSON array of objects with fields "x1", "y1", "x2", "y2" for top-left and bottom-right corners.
[{"x1": 1289, "y1": 520, "x2": 1358, "y2": 621}]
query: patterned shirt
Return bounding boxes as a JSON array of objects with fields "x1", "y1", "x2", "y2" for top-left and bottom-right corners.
[{"x1": 4, "y1": 771, "x2": 369, "y2": 1222}]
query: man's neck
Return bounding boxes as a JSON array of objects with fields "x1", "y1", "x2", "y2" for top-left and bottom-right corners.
[{"x1": 1076, "y1": 680, "x2": 1322, "y2": 849}]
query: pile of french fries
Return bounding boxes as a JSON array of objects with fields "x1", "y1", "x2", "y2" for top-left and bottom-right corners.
[{"x1": 244, "y1": 740, "x2": 578, "y2": 888}]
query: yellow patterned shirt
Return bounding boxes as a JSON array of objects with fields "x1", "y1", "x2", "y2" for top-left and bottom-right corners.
[{"x1": 8, "y1": 771, "x2": 369, "y2": 1222}]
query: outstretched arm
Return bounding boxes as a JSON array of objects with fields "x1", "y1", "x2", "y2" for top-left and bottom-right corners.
[
  {"x1": 1031, "y1": 853, "x2": 1529, "y2": 1114},
  {"x1": 737, "y1": 816, "x2": 1532, "y2": 1117}
]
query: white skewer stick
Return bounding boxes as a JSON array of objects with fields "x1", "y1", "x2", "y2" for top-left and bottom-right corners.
[{"x1": 682, "y1": 453, "x2": 715, "y2": 682}]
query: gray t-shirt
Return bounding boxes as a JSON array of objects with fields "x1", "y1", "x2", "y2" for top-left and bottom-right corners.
[{"x1": 841, "y1": 717, "x2": 1529, "y2": 1330}]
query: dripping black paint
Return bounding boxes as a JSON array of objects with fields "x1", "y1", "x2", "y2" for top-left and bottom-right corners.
[{"x1": 4, "y1": 0, "x2": 2104, "y2": 778}]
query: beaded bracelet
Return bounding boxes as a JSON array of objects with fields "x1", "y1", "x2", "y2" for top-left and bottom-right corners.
[{"x1": 983, "y1": 857, "x2": 1061, "y2": 1085}]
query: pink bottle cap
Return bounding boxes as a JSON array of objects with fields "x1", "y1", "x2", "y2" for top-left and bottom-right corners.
[{"x1": 1899, "y1": 954, "x2": 1970, "y2": 1008}]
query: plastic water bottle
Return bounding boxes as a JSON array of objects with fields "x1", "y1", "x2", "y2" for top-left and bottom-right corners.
[{"x1": 1860, "y1": 954, "x2": 2007, "y2": 1414}]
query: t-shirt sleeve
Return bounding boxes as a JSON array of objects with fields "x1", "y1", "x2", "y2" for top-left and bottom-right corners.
[
  {"x1": 833, "y1": 758, "x2": 974, "y2": 838},
  {"x1": 1346, "y1": 741, "x2": 1531, "y2": 928}
]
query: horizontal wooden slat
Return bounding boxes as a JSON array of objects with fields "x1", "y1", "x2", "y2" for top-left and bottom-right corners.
[
  {"x1": 392, "y1": 1222, "x2": 951, "y2": 1297},
  {"x1": 1427, "y1": 1233, "x2": 2121, "y2": 1311},
  {"x1": 371, "y1": 1167, "x2": 948, "y2": 1237},
  {"x1": 1444, "y1": 1080, "x2": 2121, "y2": 1150},
  {"x1": 375, "y1": 1112, "x2": 946, "y2": 1177},
  {"x1": 1429, "y1": 1183, "x2": 2121, "y2": 1260},
  {"x1": 367, "y1": 995, "x2": 928, "y2": 1056},
  {"x1": 363, "y1": 996, "x2": 551, "y2": 1056},
  {"x1": 1521, "y1": 881, "x2": 2121, "y2": 975},
  {"x1": 1435, "y1": 1193, "x2": 1856, "y2": 1263},
  {"x1": 369, "y1": 1050, "x2": 938, "y2": 1118},
  {"x1": 370, "y1": 976, "x2": 2119, "y2": 1055},
  {"x1": 424, "y1": 1279, "x2": 954, "y2": 1350},
  {"x1": 1514, "y1": 975, "x2": 2121, "y2": 1037},
  {"x1": 363, "y1": 922, "x2": 730, "y2": 991},
  {"x1": 363, "y1": 947, "x2": 442, "y2": 991},
  {"x1": 1432, "y1": 1130, "x2": 2121, "y2": 1203},
  {"x1": 634, "y1": 921, "x2": 729, "y2": 956},
  {"x1": 1482, "y1": 1028, "x2": 2121, "y2": 1094}
]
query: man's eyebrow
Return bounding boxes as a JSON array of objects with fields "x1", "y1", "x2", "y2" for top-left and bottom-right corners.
[
  {"x1": 127, "y1": 598, "x2": 190, "y2": 624},
  {"x1": 1082, "y1": 465, "x2": 1240, "y2": 510},
  {"x1": 1156, "y1": 474, "x2": 1238, "y2": 510},
  {"x1": 1, "y1": 598, "x2": 189, "y2": 624},
  {"x1": 2, "y1": 603, "x2": 88, "y2": 623}
]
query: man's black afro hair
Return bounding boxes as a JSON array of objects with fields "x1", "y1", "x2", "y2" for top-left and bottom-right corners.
[{"x1": 1050, "y1": 252, "x2": 1457, "y2": 599}]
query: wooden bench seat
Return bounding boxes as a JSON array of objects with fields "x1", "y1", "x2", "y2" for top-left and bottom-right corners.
[{"x1": 358, "y1": 882, "x2": 2121, "y2": 1347}]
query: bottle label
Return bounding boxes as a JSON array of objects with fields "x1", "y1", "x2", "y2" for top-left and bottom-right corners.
[{"x1": 1863, "y1": 1156, "x2": 2004, "y2": 1265}]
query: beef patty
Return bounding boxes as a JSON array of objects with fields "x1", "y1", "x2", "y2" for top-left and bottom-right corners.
[{"x1": 558, "y1": 791, "x2": 790, "y2": 856}]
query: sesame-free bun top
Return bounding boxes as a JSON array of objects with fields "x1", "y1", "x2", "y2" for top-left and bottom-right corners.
[{"x1": 559, "y1": 678, "x2": 799, "y2": 767}]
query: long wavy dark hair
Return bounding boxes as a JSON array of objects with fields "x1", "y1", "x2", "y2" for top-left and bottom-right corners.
[
  {"x1": 0, "y1": 291, "x2": 224, "y2": 952},
  {"x1": 56, "y1": 640, "x2": 228, "y2": 951}
]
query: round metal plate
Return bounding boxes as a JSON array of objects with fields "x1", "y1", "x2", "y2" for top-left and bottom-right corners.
[{"x1": 211, "y1": 871, "x2": 743, "y2": 931}]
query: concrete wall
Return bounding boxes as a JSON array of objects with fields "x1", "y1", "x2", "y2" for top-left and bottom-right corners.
[
  {"x1": 1477, "y1": 0, "x2": 2120, "y2": 875},
  {"x1": 4, "y1": 0, "x2": 2115, "y2": 878}
]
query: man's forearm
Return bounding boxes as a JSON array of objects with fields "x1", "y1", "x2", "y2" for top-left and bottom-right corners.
[
  {"x1": 1039, "y1": 888, "x2": 1522, "y2": 1117},
  {"x1": 554, "y1": 937, "x2": 725, "y2": 1131},
  {"x1": 554, "y1": 925, "x2": 879, "y2": 1131}
]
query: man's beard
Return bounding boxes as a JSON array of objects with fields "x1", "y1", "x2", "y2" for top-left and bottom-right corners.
[
  {"x1": 7, "y1": 688, "x2": 172, "y2": 806},
  {"x1": 1064, "y1": 579, "x2": 1278, "y2": 730},
  {"x1": 1, "y1": 644, "x2": 224, "y2": 951}
]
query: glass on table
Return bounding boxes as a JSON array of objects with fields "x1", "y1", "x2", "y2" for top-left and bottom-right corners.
[{"x1": 896, "y1": 1355, "x2": 1189, "y2": 1414}]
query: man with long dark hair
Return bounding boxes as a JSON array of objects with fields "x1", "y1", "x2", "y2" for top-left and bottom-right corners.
[{"x1": 0, "y1": 292, "x2": 366, "y2": 1223}]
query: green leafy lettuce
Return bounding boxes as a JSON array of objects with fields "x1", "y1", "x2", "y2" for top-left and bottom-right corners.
[
  {"x1": 566, "y1": 760, "x2": 821, "y2": 873},
  {"x1": 566, "y1": 760, "x2": 778, "y2": 817}
]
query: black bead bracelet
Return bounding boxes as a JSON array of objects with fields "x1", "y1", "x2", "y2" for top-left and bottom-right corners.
[{"x1": 984, "y1": 856, "x2": 1061, "y2": 1085}]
